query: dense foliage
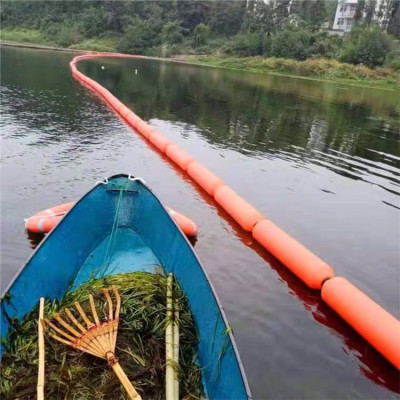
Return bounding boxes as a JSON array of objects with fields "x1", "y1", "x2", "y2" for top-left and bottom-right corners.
[
  {"x1": 340, "y1": 25, "x2": 393, "y2": 67},
  {"x1": 1, "y1": 0, "x2": 399, "y2": 68}
]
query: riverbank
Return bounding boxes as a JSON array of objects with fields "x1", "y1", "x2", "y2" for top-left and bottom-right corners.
[
  {"x1": 1, "y1": 40, "x2": 80, "y2": 53},
  {"x1": 0, "y1": 28, "x2": 116, "y2": 52},
  {"x1": 1, "y1": 37, "x2": 399, "y2": 91},
  {"x1": 187, "y1": 56, "x2": 400, "y2": 91}
]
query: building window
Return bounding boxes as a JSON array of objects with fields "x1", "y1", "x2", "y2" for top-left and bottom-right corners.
[{"x1": 340, "y1": 6, "x2": 343, "y2": 12}]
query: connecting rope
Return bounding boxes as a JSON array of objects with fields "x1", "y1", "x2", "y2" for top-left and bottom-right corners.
[
  {"x1": 128, "y1": 175, "x2": 146, "y2": 184},
  {"x1": 98, "y1": 180, "x2": 130, "y2": 276},
  {"x1": 95, "y1": 177, "x2": 109, "y2": 186}
]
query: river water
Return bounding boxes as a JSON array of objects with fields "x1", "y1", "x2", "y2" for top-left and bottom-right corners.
[{"x1": 1, "y1": 46, "x2": 399, "y2": 399}]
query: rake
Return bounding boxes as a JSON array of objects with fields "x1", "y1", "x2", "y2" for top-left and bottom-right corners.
[{"x1": 42, "y1": 286, "x2": 142, "y2": 400}]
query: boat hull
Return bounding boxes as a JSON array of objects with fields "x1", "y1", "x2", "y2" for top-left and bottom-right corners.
[{"x1": 1, "y1": 174, "x2": 251, "y2": 400}]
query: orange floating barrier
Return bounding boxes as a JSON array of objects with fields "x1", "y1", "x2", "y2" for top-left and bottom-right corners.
[
  {"x1": 25, "y1": 202, "x2": 198, "y2": 237},
  {"x1": 187, "y1": 162, "x2": 224, "y2": 196},
  {"x1": 78, "y1": 74, "x2": 91, "y2": 86},
  {"x1": 214, "y1": 185, "x2": 264, "y2": 232},
  {"x1": 322, "y1": 277, "x2": 400, "y2": 369},
  {"x1": 253, "y1": 220, "x2": 334, "y2": 289},
  {"x1": 118, "y1": 104, "x2": 131, "y2": 119},
  {"x1": 90, "y1": 82, "x2": 108, "y2": 99},
  {"x1": 68, "y1": 53, "x2": 400, "y2": 369},
  {"x1": 149, "y1": 131, "x2": 172, "y2": 152},
  {"x1": 85, "y1": 77, "x2": 98, "y2": 89},
  {"x1": 136, "y1": 121, "x2": 154, "y2": 139},
  {"x1": 165, "y1": 144, "x2": 194, "y2": 171},
  {"x1": 107, "y1": 97, "x2": 123, "y2": 112},
  {"x1": 126, "y1": 112, "x2": 142, "y2": 129}
]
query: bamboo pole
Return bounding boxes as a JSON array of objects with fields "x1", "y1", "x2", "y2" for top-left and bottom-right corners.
[
  {"x1": 166, "y1": 274, "x2": 175, "y2": 400},
  {"x1": 173, "y1": 306, "x2": 180, "y2": 400},
  {"x1": 37, "y1": 297, "x2": 45, "y2": 400}
]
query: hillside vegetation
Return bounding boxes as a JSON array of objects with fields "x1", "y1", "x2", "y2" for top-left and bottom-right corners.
[{"x1": 1, "y1": 1, "x2": 399, "y2": 85}]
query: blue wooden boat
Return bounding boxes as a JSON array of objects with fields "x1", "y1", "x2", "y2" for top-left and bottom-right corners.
[{"x1": 1, "y1": 174, "x2": 252, "y2": 400}]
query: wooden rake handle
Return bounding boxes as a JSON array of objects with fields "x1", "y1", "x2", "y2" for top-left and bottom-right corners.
[{"x1": 110, "y1": 361, "x2": 142, "y2": 400}]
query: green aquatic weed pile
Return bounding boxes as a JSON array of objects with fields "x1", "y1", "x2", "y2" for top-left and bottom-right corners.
[{"x1": 0, "y1": 272, "x2": 203, "y2": 399}]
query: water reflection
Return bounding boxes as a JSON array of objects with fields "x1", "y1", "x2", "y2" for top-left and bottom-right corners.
[
  {"x1": 81, "y1": 58, "x2": 400, "y2": 196},
  {"x1": 25, "y1": 230, "x2": 45, "y2": 249}
]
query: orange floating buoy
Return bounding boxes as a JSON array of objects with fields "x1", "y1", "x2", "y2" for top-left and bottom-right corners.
[
  {"x1": 136, "y1": 121, "x2": 154, "y2": 139},
  {"x1": 126, "y1": 112, "x2": 142, "y2": 129},
  {"x1": 214, "y1": 185, "x2": 264, "y2": 232},
  {"x1": 118, "y1": 104, "x2": 131, "y2": 119},
  {"x1": 90, "y1": 81, "x2": 107, "y2": 96},
  {"x1": 25, "y1": 202, "x2": 199, "y2": 237},
  {"x1": 187, "y1": 162, "x2": 224, "y2": 196},
  {"x1": 253, "y1": 220, "x2": 334, "y2": 289},
  {"x1": 107, "y1": 97, "x2": 122, "y2": 112},
  {"x1": 148, "y1": 131, "x2": 173, "y2": 153},
  {"x1": 165, "y1": 144, "x2": 194, "y2": 171},
  {"x1": 322, "y1": 277, "x2": 400, "y2": 370},
  {"x1": 166, "y1": 207, "x2": 199, "y2": 237},
  {"x1": 25, "y1": 202, "x2": 74, "y2": 234}
]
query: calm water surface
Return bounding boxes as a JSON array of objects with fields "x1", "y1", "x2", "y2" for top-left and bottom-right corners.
[{"x1": 1, "y1": 46, "x2": 399, "y2": 399}]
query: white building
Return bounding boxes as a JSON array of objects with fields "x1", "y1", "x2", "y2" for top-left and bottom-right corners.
[{"x1": 332, "y1": 0, "x2": 358, "y2": 32}]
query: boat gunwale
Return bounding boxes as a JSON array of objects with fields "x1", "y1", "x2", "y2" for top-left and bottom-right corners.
[{"x1": 1, "y1": 173, "x2": 252, "y2": 400}]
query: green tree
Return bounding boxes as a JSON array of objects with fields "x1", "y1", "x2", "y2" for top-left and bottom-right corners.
[
  {"x1": 223, "y1": 33, "x2": 263, "y2": 56},
  {"x1": 177, "y1": 0, "x2": 209, "y2": 31},
  {"x1": 311, "y1": 32, "x2": 343, "y2": 58},
  {"x1": 161, "y1": 20, "x2": 185, "y2": 45},
  {"x1": 54, "y1": 23, "x2": 83, "y2": 47},
  {"x1": 387, "y1": 0, "x2": 400, "y2": 37},
  {"x1": 80, "y1": 7, "x2": 108, "y2": 38},
  {"x1": 364, "y1": 0, "x2": 377, "y2": 24},
  {"x1": 271, "y1": 25, "x2": 314, "y2": 60},
  {"x1": 309, "y1": 0, "x2": 327, "y2": 29},
  {"x1": 193, "y1": 23, "x2": 211, "y2": 47},
  {"x1": 117, "y1": 17, "x2": 158, "y2": 54},
  {"x1": 241, "y1": 0, "x2": 273, "y2": 34},
  {"x1": 289, "y1": 0, "x2": 327, "y2": 30},
  {"x1": 272, "y1": 0, "x2": 292, "y2": 30},
  {"x1": 354, "y1": 0, "x2": 366, "y2": 23},
  {"x1": 326, "y1": 0, "x2": 338, "y2": 24},
  {"x1": 339, "y1": 25, "x2": 392, "y2": 67},
  {"x1": 376, "y1": 0, "x2": 393, "y2": 28},
  {"x1": 208, "y1": 1, "x2": 246, "y2": 36}
]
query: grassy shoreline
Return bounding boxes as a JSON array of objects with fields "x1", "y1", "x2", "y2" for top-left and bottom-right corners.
[
  {"x1": 1, "y1": 30, "x2": 399, "y2": 91},
  {"x1": 187, "y1": 56, "x2": 399, "y2": 91},
  {"x1": 1, "y1": 40, "x2": 80, "y2": 53}
]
